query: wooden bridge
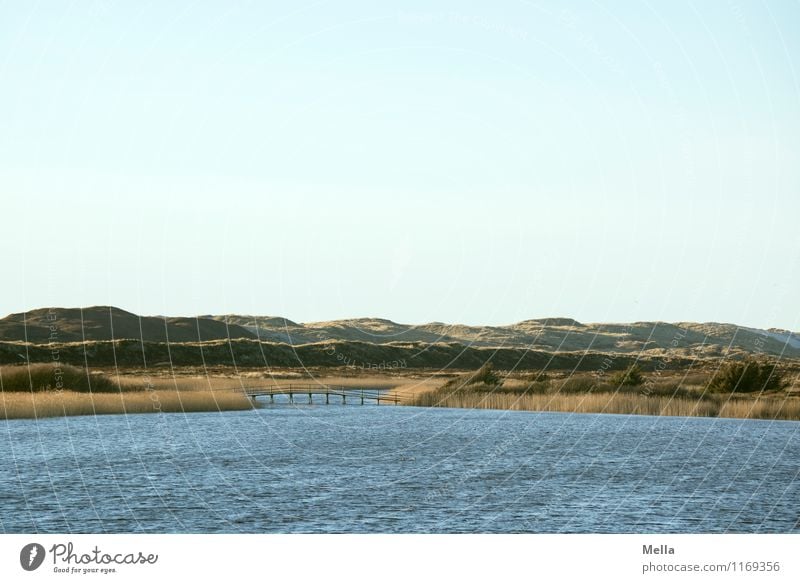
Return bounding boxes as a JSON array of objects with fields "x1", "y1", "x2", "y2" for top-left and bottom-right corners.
[{"x1": 241, "y1": 384, "x2": 402, "y2": 405}]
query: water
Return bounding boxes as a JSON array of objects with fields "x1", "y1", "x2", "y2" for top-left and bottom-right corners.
[{"x1": 1, "y1": 402, "x2": 798, "y2": 533}]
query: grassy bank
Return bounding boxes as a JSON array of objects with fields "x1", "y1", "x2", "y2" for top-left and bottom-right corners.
[
  {"x1": 0, "y1": 390, "x2": 253, "y2": 420},
  {"x1": 411, "y1": 365, "x2": 800, "y2": 421},
  {"x1": 0, "y1": 362, "x2": 122, "y2": 392},
  {"x1": 4, "y1": 362, "x2": 798, "y2": 421},
  {"x1": 412, "y1": 390, "x2": 800, "y2": 420},
  {"x1": 0, "y1": 364, "x2": 253, "y2": 419}
]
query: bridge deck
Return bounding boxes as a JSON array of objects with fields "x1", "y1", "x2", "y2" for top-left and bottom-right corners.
[{"x1": 239, "y1": 384, "x2": 401, "y2": 405}]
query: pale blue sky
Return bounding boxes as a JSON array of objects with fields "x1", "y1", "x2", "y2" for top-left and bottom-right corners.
[{"x1": 2, "y1": 1, "x2": 798, "y2": 328}]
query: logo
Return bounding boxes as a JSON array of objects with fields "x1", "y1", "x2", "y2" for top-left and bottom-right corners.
[{"x1": 20, "y1": 543, "x2": 46, "y2": 571}]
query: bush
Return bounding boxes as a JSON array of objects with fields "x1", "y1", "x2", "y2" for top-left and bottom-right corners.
[
  {"x1": 610, "y1": 364, "x2": 644, "y2": 387},
  {"x1": 708, "y1": 358, "x2": 786, "y2": 393},
  {"x1": 526, "y1": 371, "x2": 550, "y2": 383},
  {"x1": 681, "y1": 373, "x2": 711, "y2": 386},
  {"x1": 634, "y1": 380, "x2": 701, "y2": 399},
  {"x1": 474, "y1": 380, "x2": 550, "y2": 394},
  {"x1": 556, "y1": 376, "x2": 597, "y2": 394},
  {"x1": 523, "y1": 380, "x2": 551, "y2": 394},
  {"x1": 468, "y1": 362, "x2": 501, "y2": 386}
]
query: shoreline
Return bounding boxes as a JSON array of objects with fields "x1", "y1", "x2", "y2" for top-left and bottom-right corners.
[
  {"x1": 409, "y1": 391, "x2": 800, "y2": 422},
  {"x1": 0, "y1": 388, "x2": 254, "y2": 420},
  {"x1": 3, "y1": 388, "x2": 797, "y2": 422},
  {"x1": 1, "y1": 365, "x2": 797, "y2": 422}
]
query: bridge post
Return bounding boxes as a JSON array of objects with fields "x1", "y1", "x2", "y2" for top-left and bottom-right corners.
[
  {"x1": 308, "y1": 392, "x2": 312, "y2": 404},
  {"x1": 289, "y1": 392, "x2": 293, "y2": 404},
  {"x1": 270, "y1": 394, "x2": 274, "y2": 403},
  {"x1": 342, "y1": 394, "x2": 346, "y2": 405},
  {"x1": 326, "y1": 390, "x2": 329, "y2": 405},
  {"x1": 360, "y1": 389, "x2": 364, "y2": 405}
]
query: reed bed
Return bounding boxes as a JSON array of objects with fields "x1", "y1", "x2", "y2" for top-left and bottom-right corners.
[
  {"x1": 0, "y1": 363, "x2": 122, "y2": 393},
  {"x1": 1, "y1": 364, "x2": 253, "y2": 420},
  {"x1": 494, "y1": 376, "x2": 711, "y2": 399},
  {"x1": 153, "y1": 376, "x2": 251, "y2": 392},
  {"x1": 0, "y1": 389, "x2": 253, "y2": 420},
  {"x1": 151, "y1": 374, "x2": 434, "y2": 403},
  {"x1": 411, "y1": 388, "x2": 800, "y2": 421}
]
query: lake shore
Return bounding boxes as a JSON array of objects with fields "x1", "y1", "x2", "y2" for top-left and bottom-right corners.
[
  {"x1": 0, "y1": 364, "x2": 440, "y2": 419},
  {"x1": 410, "y1": 366, "x2": 800, "y2": 421},
  {"x1": 411, "y1": 388, "x2": 800, "y2": 421},
  {"x1": 2, "y1": 363, "x2": 798, "y2": 421},
  {"x1": 0, "y1": 388, "x2": 254, "y2": 420}
]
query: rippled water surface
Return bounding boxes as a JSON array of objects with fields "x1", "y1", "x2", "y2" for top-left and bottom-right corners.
[{"x1": 2, "y1": 403, "x2": 798, "y2": 533}]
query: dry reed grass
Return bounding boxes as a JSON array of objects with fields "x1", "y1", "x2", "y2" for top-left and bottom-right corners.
[
  {"x1": 151, "y1": 376, "x2": 251, "y2": 392},
  {"x1": 148, "y1": 374, "x2": 436, "y2": 403},
  {"x1": 0, "y1": 363, "x2": 122, "y2": 393},
  {"x1": 0, "y1": 389, "x2": 253, "y2": 420},
  {"x1": 412, "y1": 387, "x2": 800, "y2": 421}
]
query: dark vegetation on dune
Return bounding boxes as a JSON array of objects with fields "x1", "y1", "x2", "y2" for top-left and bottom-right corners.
[
  {"x1": 708, "y1": 357, "x2": 787, "y2": 393},
  {"x1": 0, "y1": 338, "x2": 699, "y2": 371},
  {"x1": 456, "y1": 360, "x2": 791, "y2": 398}
]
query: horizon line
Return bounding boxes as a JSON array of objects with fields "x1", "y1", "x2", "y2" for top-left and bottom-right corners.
[{"x1": 4, "y1": 304, "x2": 798, "y2": 333}]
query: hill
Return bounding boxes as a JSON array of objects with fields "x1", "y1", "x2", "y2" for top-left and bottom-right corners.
[
  {"x1": 1, "y1": 306, "x2": 798, "y2": 361},
  {"x1": 0, "y1": 306, "x2": 257, "y2": 343}
]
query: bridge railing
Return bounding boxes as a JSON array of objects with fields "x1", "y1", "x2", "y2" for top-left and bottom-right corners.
[{"x1": 232, "y1": 384, "x2": 408, "y2": 404}]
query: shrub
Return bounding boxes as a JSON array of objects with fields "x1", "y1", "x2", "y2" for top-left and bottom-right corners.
[
  {"x1": 474, "y1": 379, "x2": 550, "y2": 394},
  {"x1": 467, "y1": 362, "x2": 501, "y2": 386},
  {"x1": 526, "y1": 371, "x2": 550, "y2": 383},
  {"x1": 634, "y1": 380, "x2": 702, "y2": 399},
  {"x1": 681, "y1": 373, "x2": 711, "y2": 386},
  {"x1": 523, "y1": 380, "x2": 551, "y2": 394},
  {"x1": 610, "y1": 364, "x2": 644, "y2": 387},
  {"x1": 556, "y1": 376, "x2": 597, "y2": 394},
  {"x1": 708, "y1": 358, "x2": 786, "y2": 393}
]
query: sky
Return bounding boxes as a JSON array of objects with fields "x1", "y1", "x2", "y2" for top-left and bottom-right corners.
[{"x1": 1, "y1": 1, "x2": 798, "y2": 329}]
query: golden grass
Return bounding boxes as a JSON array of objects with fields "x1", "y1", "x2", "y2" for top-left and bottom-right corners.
[
  {"x1": 137, "y1": 374, "x2": 404, "y2": 392},
  {"x1": 142, "y1": 374, "x2": 438, "y2": 404},
  {"x1": 412, "y1": 389, "x2": 800, "y2": 421},
  {"x1": 0, "y1": 389, "x2": 253, "y2": 420},
  {"x1": 1, "y1": 363, "x2": 122, "y2": 393},
  {"x1": 148, "y1": 376, "x2": 251, "y2": 392}
]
